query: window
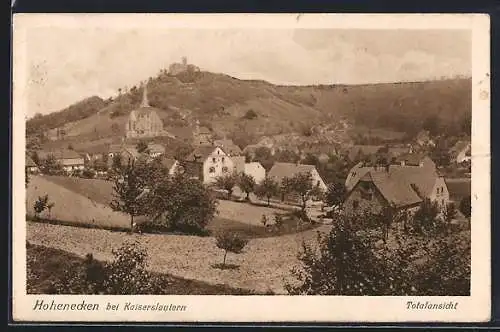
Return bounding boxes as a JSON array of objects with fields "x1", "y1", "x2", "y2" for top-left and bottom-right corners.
[
  {"x1": 209, "y1": 167, "x2": 215, "y2": 173},
  {"x1": 212, "y1": 157, "x2": 216, "y2": 163},
  {"x1": 222, "y1": 166, "x2": 228, "y2": 173},
  {"x1": 222, "y1": 157, "x2": 225, "y2": 163},
  {"x1": 361, "y1": 191, "x2": 373, "y2": 201},
  {"x1": 352, "y1": 200, "x2": 359, "y2": 209}
]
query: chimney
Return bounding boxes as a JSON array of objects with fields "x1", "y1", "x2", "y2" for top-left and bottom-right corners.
[
  {"x1": 141, "y1": 82, "x2": 150, "y2": 108},
  {"x1": 182, "y1": 56, "x2": 187, "y2": 66}
]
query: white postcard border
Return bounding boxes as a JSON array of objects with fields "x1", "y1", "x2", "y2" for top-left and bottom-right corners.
[{"x1": 12, "y1": 13, "x2": 491, "y2": 323}]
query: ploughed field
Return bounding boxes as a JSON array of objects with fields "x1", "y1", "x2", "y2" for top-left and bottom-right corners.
[
  {"x1": 26, "y1": 241, "x2": 260, "y2": 295},
  {"x1": 26, "y1": 221, "x2": 331, "y2": 294}
]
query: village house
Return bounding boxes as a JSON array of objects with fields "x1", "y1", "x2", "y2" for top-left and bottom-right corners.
[
  {"x1": 268, "y1": 162, "x2": 328, "y2": 204},
  {"x1": 125, "y1": 84, "x2": 165, "y2": 139},
  {"x1": 38, "y1": 149, "x2": 85, "y2": 172},
  {"x1": 244, "y1": 162, "x2": 266, "y2": 184},
  {"x1": 344, "y1": 154, "x2": 449, "y2": 216},
  {"x1": 449, "y1": 140, "x2": 471, "y2": 164},
  {"x1": 182, "y1": 145, "x2": 234, "y2": 185},
  {"x1": 107, "y1": 144, "x2": 141, "y2": 167},
  {"x1": 25, "y1": 155, "x2": 39, "y2": 174}
]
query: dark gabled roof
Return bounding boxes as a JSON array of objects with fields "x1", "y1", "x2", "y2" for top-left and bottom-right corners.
[
  {"x1": 357, "y1": 172, "x2": 422, "y2": 208},
  {"x1": 148, "y1": 143, "x2": 165, "y2": 154},
  {"x1": 186, "y1": 145, "x2": 221, "y2": 161},
  {"x1": 213, "y1": 139, "x2": 242, "y2": 156},
  {"x1": 347, "y1": 163, "x2": 440, "y2": 208},
  {"x1": 394, "y1": 152, "x2": 429, "y2": 166},
  {"x1": 38, "y1": 149, "x2": 83, "y2": 160}
]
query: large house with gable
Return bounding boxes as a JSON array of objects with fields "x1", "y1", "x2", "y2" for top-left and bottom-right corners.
[
  {"x1": 181, "y1": 145, "x2": 234, "y2": 185},
  {"x1": 344, "y1": 153, "x2": 449, "y2": 215},
  {"x1": 38, "y1": 149, "x2": 85, "y2": 172}
]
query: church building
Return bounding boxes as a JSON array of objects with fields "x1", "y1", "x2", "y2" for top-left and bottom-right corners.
[{"x1": 125, "y1": 83, "x2": 164, "y2": 138}]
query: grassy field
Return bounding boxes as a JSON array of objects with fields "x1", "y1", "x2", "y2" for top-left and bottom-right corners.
[
  {"x1": 29, "y1": 175, "x2": 320, "y2": 238},
  {"x1": 26, "y1": 241, "x2": 260, "y2": 295},
  {"x1": 27, "y1": 176, "x2": 130, "y2": 229},
  {"x1": 27, "y1": 221, "x2": 331, "y2": 294},
  {"x1": 43, "y1": 175, "x2": 115, "y2": 205}
]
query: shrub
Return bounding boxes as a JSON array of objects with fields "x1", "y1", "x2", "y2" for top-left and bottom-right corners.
[
  {"x1": 104, "y1": 241, "x2": 161, "y2": 294},
  {"x1": 260, "y1": 214, "x2": 268, "y2": 227},
  {"x1": 215, "y1": 232, "x2": 249, "y2": 268},
  {"x1": 242, "y1": 109, "x2": 258, "y2": 120},
  {"x1": 81, "y1": 168, "x2": 96, "y2": 179},
  {"x1": 459, "y1": 195, "x2": 471, "y2": 219},
  {"x1": 274, "y1": 213, "x2": 284, "y2": 228},
  {"x1": 33, "y1": 194, "x2": 53, "y2": 219}
]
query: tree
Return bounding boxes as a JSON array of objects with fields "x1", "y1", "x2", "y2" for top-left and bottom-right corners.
[
  {"x1": 284, "y1": 214, "x2": 412, "y2": 295},
  {"x1": 110, "y1": 161, "x2": 147, "y2": 231},
  {"x1": 41, "y1": 154, "x2": 63, "y2": 175},
  {"x1": 174, "y1": 145, "x2": 193, "y2": 160},
  {"x1": 254, "y1": 146, "x2": 272, "y2": 162},
  {"x1": 136, "y1": 141, "x2": 149, "y2": 154},
  {"x1": 422, "y1": 115, "x2": 442, "y2": 137},
  {"x1": 459, "y1": 195, "x2": 471, "y2": 219},
  {"x1": 112, "y1": 154, "x2": 122, "y2": 170},
  {"x1": 238, "y1": 173, "x2": 256, "y2": 201},
  {"x1": 324, "y1": 181, "x2": 347, "y2": 210},
  {"x1": 215, "y1": 232, "x2": 249, "y2": 268},
  {"x1": 443, "y1": 202, "x2": 457, "y2": 225},
  {"x1": 412, "y1": 199, "x2": 440, "y2": 233},
  {"x1": 215, "y1": 173, "x2": 238, "y2": 200},
  {"x1": 459, "y1": 195, "x2": 471, "y2": 228},
  {"x1": 285, "y1": 172, "x2": 323, "y2": 215},
  {"x1": 255, "y1": 177, "x2": 279, "y2": 206},
  {"x1": 143, "y1": 173, "x2": 217, "y2": 235},
  {"x1": 285, "y1": 211, "x2": 471, "y2": 296},
  {"x1": 33, "y1": 194, "x2": 53, "y2": 219}
]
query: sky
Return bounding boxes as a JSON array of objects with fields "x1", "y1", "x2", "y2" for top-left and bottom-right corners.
[{"x1": 25, "y1": 28, "x2": 471, "y2": 117}]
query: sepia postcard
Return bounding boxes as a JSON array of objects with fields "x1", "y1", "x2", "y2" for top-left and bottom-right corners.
[{"x1": 12, "y1": 13, "x2": 490, "y2": 323}]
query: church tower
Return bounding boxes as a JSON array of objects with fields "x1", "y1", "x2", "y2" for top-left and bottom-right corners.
[{"x1": 141, "y1": 82, "x2": 150, "y2": 108}]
